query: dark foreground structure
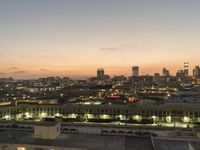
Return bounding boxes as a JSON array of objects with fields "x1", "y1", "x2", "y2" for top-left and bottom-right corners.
[{"x1": 0, "y1": 122, "x2": 200, "y2": 150}]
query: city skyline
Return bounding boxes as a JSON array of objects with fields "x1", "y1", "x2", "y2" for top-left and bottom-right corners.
[
  {"x1": 0, "y1": 62, "x2": 199, "y2": 79},
  {"x1": 1, "y1": 0, "x2": 200, "y2": 79}
]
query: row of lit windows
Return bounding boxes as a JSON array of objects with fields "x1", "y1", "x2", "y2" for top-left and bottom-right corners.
[
  {"x1": 73, "y1": 108, "x2": 169, "y2": 115},
  {"x1": 1, "y1": 106, "x2": 200, "y2": 117},
  {"x1": 0, "y1": 108, "x2": 61, "y2": 114},
  {"x1": 73, "y1": 108, "x2": 200, "y2": 116}
]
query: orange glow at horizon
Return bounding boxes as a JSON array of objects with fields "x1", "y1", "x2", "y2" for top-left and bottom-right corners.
[{"x1": 0, "y1": 63, "x2": 197, "y2": 79}]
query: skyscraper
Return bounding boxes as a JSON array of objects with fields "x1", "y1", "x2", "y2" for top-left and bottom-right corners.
[
  {"x1": 97, "y1": 68, "x2": 105, "y2": 78},
  {"x1": 162, "y1": 68, "x2": 170, "y2": 76},
  {"x1": 193, "y1": 66, "x2": 200, "y2": 78},
  {"x1": 184, "y1": 62, "x2": 189, "y2": 77},
  {"x1": 176, "y1": 70, "x2": 185, "y2": 78},
  {"x1": 132, "y1": 66, "x2": 139, "y2": 76}
]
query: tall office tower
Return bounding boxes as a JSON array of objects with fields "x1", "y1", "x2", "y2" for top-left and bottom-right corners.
[
  {"x1": 97, "y1": 68, "x2": 105, "y2": 78},
  {"x1": 132, "y1": 66, "x2": 139, "y2": 76},
  {"x1": 184, "y1": 62, "x2": 189, "y2": 77},
  {"x1": 193, "y1": 66, "x2": 200, "y2": 78},
  {"x1": 176, "y1": 70, "x2": 185, "y2": 78},
  {"x1": 162, "y1": 68, "x2": 170, "y2": 76}
]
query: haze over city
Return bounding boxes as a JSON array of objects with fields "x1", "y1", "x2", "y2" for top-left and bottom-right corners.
[{"x1": 1, "y1": 0, "x2": 200, "y2": 79}]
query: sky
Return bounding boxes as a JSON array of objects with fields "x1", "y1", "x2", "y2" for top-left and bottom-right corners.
[{"x1": 0, "y1": 0, "x2": 200, "y2": 79}]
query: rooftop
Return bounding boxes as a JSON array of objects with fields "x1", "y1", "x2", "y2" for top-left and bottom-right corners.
[
  {"x1": 190, "y1": 142, "x2": 200, "y2": 150},
  {"x1": 124, "y1": 137, "x2": 154, "y2": 150},
  {"x1": 0, "y1": 130, "x2": 156, "y2": 150},
  {"x1": 153, "y1": 139, "x2": 189, "y2": 150},
  {"x1": 0, "y1": 131, "x2": 124, "y2": 150}
]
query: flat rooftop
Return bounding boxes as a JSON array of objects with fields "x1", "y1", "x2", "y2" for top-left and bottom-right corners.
[
  {"x1": 124, "y1": 137, "x2": 154, "y2": 150},
  {"x1": 190, "y1": 142, "x2": 200, "y2": 150},
  {"x1": 0, "y1": 131, "x2": 124, "y2": 150},
  {"x1": 0, "y1": 130, "x2": 156, "y2": 150},
  {"x1": 153, "y1": 139, "x2": 189, "y2": 150}
]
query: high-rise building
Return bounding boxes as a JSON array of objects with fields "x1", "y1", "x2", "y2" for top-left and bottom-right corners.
[
  {"x1": 97, "y1": 68, "x2": 105, "y2": 78},
  {"x1": 162, "y1": 68, "x2": 170, "y2": 76},
  {"x1": 132, "y1": 66, "x2": 139, "y2": 76},
  {"x1": 154, "y1": 73, "x2": 161, "y2": 82},
  {"x1": 176, "y1": 70, "x2": 185, "y2": 78},
  {"x1": 193, "y1": 66, "x2": 200, "y2": 78},
  {"x1": 184, "y1": 62, "x2": 189, "y2": 77}
]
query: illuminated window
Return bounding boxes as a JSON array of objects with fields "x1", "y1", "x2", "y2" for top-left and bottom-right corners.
[{"x1": 17, "y1": 147, "x2": 26, "y2": 150}]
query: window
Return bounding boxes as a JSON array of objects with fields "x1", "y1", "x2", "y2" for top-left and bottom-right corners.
[
  {"x1": 126, "y1": 110, "x2": 129, "y2": 114},
  {"x1": 57, "y1": 126, "x2": 59, "y2": 132},
  {"x1": 142, "y1": 110, "x2": 145, "y2": 114},
  {"x1": 163, "y1": 111, "x2": 166, "y2": 115},
  {"x1": 17, "y1": 147, "x2": 26, "y2": 150}
]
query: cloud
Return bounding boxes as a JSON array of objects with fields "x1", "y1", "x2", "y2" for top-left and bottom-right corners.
[
  {"x1": 49, "y1": 22, "x2": 55, "y2": 28},
  {"x1": 8, "y1": 67, "x2": 18, "y2": 70},
  {"x1": 101, "y1": 48, "x2": 116, "y2": 51},
  {"x1": 40, "y1": 68, "x2": 48, "y2": 71},
  {"x1": 13, "y1": 70, "x2": 26, "y2": 74},
  {"x1": 100, "y1": 44, "x2": 138, "y2": 52},
  {"x1": 0, "y1": 72, "x2": 6, "y2": 76}
]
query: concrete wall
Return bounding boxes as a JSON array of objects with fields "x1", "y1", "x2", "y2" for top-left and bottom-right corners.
[{"x1": 34, "y1": 123, "x2": 60, "y2": 140}]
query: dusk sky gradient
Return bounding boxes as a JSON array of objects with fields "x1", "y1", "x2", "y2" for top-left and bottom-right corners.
[{"x1": 0, "y1": 0, "x2": 200, "y2": 79}]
